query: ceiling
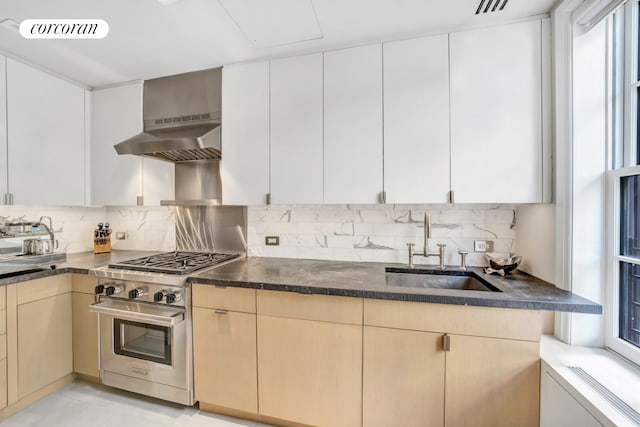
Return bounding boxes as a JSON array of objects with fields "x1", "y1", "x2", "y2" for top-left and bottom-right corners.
[{"x1": 0, "y1": 0, "x2": 559, "y2": 88}]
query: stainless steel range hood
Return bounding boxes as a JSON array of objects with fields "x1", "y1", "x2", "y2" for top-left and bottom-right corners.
[
  {"x1": 114, "y1": 67, "x2": 225, "y2": 206},
  {"x1": 114, "y1": 67, "x2": 222, "y2": 161}
]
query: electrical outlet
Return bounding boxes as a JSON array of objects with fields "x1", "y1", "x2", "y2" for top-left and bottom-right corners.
[
  {"x1": 115, "y1": 232, "x2": 126, "y2": 240},
  {"x1": 474, "y1": 240, "x2": 494, "y2": 252},
  {"x1": 265, "y1": 236, "x2": 280, "y2": 246}
]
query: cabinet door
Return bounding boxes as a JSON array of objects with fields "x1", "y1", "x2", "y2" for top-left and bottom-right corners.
[
  {"x1": 92, "y1": 83, "x2": 143, "y2": 206},
  {"x1": 445, "y1": 334, "x2": 540, "y2": 427},
  {"x1": 142, "y1": 158, "x2": 174, "y2": 205},
  {"x1": 0, "y1": 56, "x2": 6, "y2": 203},
  {"x1": 193, "y1": 307, "x2": 257, "y2": 412},
  {"x1": 72, "y1": 292, "x2": 99, "y2": 378},
  {"x1": 383, "y1": 35, "x2": 451, "y2": 204},
  {"x1": 363, "y1": 326, "x2": 445, "y2": 427},
  {"x1": 270, "y1": 53, "x2": 323, "y2": 204},
  {"x1": 7, "y1": 59, "x2": 86, "y2": 205},
  {"x1": 17, "y1": 293, "x2": 72, "y2": 399},
  {"x1": 221, "y1": 61, "x2": 270, "y2": 205},
  {"x1": 450, "y1": 20, "x2": 543, "y2": 203},
  {"x1": 257, "y1": 315, "x2": 362, "y2": 427},
  {"x1": 324, "y1": 45, "x2": 383, "y2": 204}
]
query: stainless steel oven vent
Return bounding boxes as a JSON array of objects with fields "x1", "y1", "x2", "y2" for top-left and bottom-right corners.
[
  {"x1": 475, "y1": 0, "x2": 509, "y2": 14},
  {"x1": 145, "y1": 147, "x2": 221, "y2": 163}
]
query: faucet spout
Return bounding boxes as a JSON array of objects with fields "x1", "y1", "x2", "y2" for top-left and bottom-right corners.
[
  {"x1": 37, "y1": 216, "x2": 57, "y2": 253},
  {"x1": 405, "y1": 211, "x2": 446, "y2": 269}
]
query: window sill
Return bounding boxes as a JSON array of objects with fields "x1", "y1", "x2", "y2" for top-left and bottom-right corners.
[{"x1": 541, "y1": 335, "x2": 640, "y2": 427}]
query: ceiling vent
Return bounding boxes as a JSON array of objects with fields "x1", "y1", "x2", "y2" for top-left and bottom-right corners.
[{"x1": 476, "y1": 0, "x2": 509, "y2": 14}]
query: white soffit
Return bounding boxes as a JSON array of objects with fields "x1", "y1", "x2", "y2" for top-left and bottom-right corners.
[{"x1": 218, "y1": 0, "x2": 323, "y2": 48}]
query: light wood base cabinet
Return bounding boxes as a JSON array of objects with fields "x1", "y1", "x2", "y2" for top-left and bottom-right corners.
[
  {"x1": 363, "y1": 299, "x2": 541, "y2": 427},
  {"x1": 257, "y1": 315, "x2": 362, "y2": 427},
  {"x1": 362, "y1": 326, "x2": 445, "y2": 427},
  {"x1": 255, "y1": 290, "x2": 363, "y2": 427},
  {"x1": 363, "y1": 326, "x2": 445, "y2": 427},
  {"x1": 192, "y1": 285, "x2": 257, "y2": 413},
  {"x1": 14, "y1": 276, "x2": 73, "y2": 400},
  {"x1": 71, "y1": 274, "x2": 99, "y2": 379},
  {"x1": 193, "y1": 307, "x2": 257, "y2": 413},
  {"x1": 445, "y1": 334, "x2": 540, "y2": 427}
]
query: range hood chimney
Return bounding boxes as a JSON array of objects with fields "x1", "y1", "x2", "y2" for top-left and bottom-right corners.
[{"x1": 113, "y1": 67, "x2": 224, "y2": 206}]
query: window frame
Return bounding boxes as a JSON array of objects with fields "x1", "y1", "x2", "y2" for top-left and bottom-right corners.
[
  {"x1": 606, "y1": 0, "x2": 640, "y2": 365},
  {"x1": 606, "y1": 165, "x2": 640, "y2": 363}
]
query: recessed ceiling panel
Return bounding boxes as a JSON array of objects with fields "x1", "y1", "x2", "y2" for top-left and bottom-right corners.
[{"x1": 218, "y1": 0, "x2": 323, "y2": 48}]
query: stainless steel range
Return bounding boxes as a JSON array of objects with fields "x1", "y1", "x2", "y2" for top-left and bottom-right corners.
[{"x1": 89, "y1": 250, "x2": 241, "y2": 406}]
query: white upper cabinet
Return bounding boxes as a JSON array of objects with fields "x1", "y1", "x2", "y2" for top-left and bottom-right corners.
[
  {"x1": 450, "y1": 20, "x2": 545, "y2": 203},
  {"x1": 7, "y1": 59, "x2": 86, "y2": 205},
  {"x1": 0, "y1": 56, "x2": 7, "y2": 204},
  {"x1": 92, "y1": 83, "x2": 143, "y2": 206},
  {"x1": 383, "y1": 35, "x2": 451, "y2": 204},
  {"x1": 221, "y1": 61, "x2": 270, "y2": 205},
  {"x1": 91, "y1": 82, "x2": 174, "y2": 206},
  {"x1": 142, "y1": 157, "x2": 175, "y2": 205},
  {"x1": 324, "y1": 45, "x2": 384, "y2": 204},
  {"x1": 270, "y1": 53, "x2": 324, "y2": 204}
]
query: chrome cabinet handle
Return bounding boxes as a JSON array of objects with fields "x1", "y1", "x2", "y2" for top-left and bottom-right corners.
[{"x1": 214, "y1": 309, "x2": 228, "y2": 315}]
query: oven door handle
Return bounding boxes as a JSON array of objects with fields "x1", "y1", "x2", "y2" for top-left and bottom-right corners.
[{"x1": 89, "y1": 300, "x2": 185, "y2": 326}]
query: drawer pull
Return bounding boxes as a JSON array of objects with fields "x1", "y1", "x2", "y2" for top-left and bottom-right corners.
[
  {"x1": 443, "y1": 334, "x2": 451, "y2": 352},
  {"x1": 214, "y1": 309, "x2": 228, "y2": 315}
]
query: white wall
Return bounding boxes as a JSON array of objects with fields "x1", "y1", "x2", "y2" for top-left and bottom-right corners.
[{"x1": 516, "y1": 204, "x2": 556, "y2": 284}]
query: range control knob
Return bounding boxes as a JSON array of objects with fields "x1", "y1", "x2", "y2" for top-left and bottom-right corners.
[
  {"x1": 128, "y1": 288, "x2": 147, "y2": 299},
  {"x1": 166, "y1": 291, "x2": 182, "y2": 304},
  {"x1": 153, "y1": 291, "x2": 166, "y2": 302},
  {"x1": 106, "y1": 285, "x2": 122, "y2": 296},
  {"x1": 94, "y1": 285, "x2": 105, "y2": 295}
]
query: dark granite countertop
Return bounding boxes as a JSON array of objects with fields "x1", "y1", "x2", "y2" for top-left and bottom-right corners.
[
  {"x1": 0, "y1": 251, "x2": 602, "y2": 314},
  {"x1": 0, "y1": 250, "x2": 162, "y2": 286},
  {"x1": 187, "y1": 257, "x2": 602, "y2": 314}
]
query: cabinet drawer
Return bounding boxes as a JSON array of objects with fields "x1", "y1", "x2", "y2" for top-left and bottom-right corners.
[
  {"x1": 364, "y1": 299, "x2": 541, "y2": 342},
  {"x1": 17, "y1": 274, "x2": 72, "y2": 305},
  {"x1": 257, "y1": 290, "x2": 362, "y2": 325},
  {"x1": 192, "y1": 284, "x2": 255, "y2": 313},
  {"x1": 71, "y1": 274, "x2": 97, "y2": 294}
]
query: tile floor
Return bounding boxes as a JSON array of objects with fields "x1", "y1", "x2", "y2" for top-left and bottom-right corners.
[{"x1": 0, "y1": 381, "x2": 275, "y2": 427}]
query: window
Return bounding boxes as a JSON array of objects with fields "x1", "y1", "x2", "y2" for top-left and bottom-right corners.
[{"x1": 608, "y1": 0, "x2": 640, "y2": 364}]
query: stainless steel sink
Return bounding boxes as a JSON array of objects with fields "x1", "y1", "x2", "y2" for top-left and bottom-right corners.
[{"x1": 385, "y1": 268, "x2": 501, "y2": 292}]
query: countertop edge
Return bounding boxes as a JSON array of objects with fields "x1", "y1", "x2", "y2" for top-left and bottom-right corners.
[{"x1": 188, "y1": 277, "x2": 603, "y2": 314}]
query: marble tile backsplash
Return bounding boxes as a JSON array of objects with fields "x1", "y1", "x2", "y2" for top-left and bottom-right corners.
[
  {"x1": 0, "y1": 206, "x2": 175, "y2": 253},
  {"x1": 248, "y1": 204, "x2": 517, "y2": 266},
  {"x1": 2, "y1": 203, "x2": 515, "y2": 267}
]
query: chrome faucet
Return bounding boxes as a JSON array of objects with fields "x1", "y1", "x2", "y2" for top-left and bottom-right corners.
[
  {"x1": 407, "y1": 212, "x2": 446, "y2": 269},
  {"x1": 37, "y1": 216, "x2": 57, "y2": 253}
]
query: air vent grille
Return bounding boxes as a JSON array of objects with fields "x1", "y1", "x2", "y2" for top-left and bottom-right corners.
[
  {"x1": 145, "y1": 111, "x2": 220, "y2": 131},
  {"x1": 144, "y1": 147, "x2": 221, "y2": 162},
  {"x1": 568, "y1": 366, "x2": 640, "y2": 425},
  {"x1": 476, "y1": 0, "x2": 509, "y2": 14}
]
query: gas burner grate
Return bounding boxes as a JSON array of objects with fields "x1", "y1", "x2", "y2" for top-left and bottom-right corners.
[{"x1": 108, "y1": 251, "x2": 240, "y2": 275}]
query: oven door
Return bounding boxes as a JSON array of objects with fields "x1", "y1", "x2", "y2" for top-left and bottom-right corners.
[{"x1": 90, "y1": 299, "x2": 189, "y2": 390}]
